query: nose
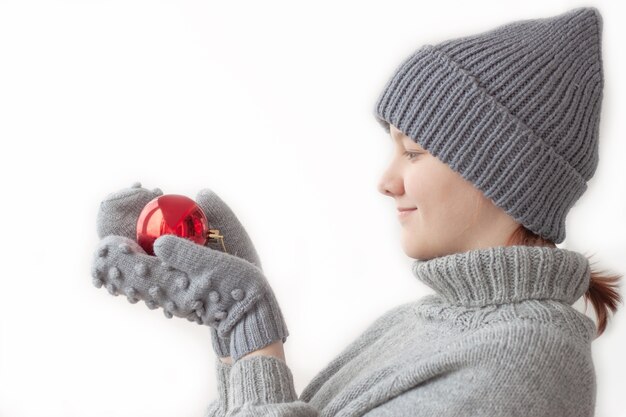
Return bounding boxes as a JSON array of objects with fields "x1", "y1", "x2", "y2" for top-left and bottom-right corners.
[{"x1": 377, "y1": 168, "x2": 403, "y2": 197}]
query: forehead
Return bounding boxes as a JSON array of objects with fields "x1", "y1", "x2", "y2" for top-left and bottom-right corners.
[{"x1": 390, "y1": 125, "x2": 404, "y2": 139}]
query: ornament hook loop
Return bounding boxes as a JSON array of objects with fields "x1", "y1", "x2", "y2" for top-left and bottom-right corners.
[{"x1": 207, "y1": 228, "x2": 228, "y2": 253}]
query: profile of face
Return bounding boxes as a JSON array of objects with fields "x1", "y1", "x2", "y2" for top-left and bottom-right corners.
[{"x1": 377, "y1": 124, "x2": 520, "y2": 260}]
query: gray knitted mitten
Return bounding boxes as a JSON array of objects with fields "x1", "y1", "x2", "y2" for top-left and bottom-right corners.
[
  {"x1": 95, "y1": 181, "x2": 164, "y2": 242},
  {"x1": 92, "y1": 182, "x2": 288, "y2": 361},
  {"x1": 94, "y1": 181, "x2": 231, "y2": 357}
]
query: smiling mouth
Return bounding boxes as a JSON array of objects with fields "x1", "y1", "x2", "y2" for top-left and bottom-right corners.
[{"x1": 397, "y1": 208, "x2": 417, "y2": 218}]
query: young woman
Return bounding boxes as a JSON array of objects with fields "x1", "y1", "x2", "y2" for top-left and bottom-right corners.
[{"x1": 91, "y1": 6, "x2": 621, "y2": 417}]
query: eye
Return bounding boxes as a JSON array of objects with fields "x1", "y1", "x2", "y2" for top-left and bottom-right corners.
[{"x1": 403, "y1": 150, "x2": 422, "y2": 161}]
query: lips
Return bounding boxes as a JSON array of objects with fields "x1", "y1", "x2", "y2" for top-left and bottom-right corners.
[
  {"x1": 397, "y1": 208, "x2": 417, "y2": 221},
  {"x1": 397, "y1": 207, "x2": 417, "y2": 212}
]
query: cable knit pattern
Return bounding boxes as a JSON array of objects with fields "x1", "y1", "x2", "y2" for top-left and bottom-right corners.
[{"x1": 204, "y1": 245, "x2": 596, "y2": 417}]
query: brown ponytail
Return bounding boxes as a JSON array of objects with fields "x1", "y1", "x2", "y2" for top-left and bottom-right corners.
[{"x1": 505, "y1": 225, "x2": 623, "y2": 338}]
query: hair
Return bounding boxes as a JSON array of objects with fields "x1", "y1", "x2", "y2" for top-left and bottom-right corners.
[{"x1": 505, "y1": 224, "x2": 623, "y2": 338}]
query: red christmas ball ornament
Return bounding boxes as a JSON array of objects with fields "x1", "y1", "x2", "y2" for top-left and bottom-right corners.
[{"x1": 136, "y1": 194, "x2": 226, "y2": 256}]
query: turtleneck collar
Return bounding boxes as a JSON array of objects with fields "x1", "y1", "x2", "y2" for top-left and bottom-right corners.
[{"x1": 411, "y1": 245, "x2": 591, "y2": 307}]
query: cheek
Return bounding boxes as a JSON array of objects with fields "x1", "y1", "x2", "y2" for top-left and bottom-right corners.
[
  {"x1": 403, "y1": 163, "x2": 449, "y2": 213},
  {"x1": 404, "y1": 161, "x2": 477, "y2": 227}
]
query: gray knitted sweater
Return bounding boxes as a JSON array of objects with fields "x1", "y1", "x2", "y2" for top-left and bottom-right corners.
[{"x1": 204, "y1": 245, "x2": 597, "y2": 417}]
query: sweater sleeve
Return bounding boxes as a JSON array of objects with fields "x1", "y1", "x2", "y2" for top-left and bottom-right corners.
[
  {"x1": 203, "y1": 358, "x2": 233, "y2": 417},
  {"x1": 362, "y1": 325, "x2": 596, "y2": 417},
  {"x1": 225, "y1": 355, "x2": 320, "y2": 417}
]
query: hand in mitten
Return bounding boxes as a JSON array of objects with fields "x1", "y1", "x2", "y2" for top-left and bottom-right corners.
[
  {"x1": 92, "y1": 181, "x2": 239, "y2": 352},
  {"x1": 92, "y1": 185, "x2": 289, "y2": 361},
  {"x1": 92, "y1": 182, "x2": 230, "y2": 358},
  {"x1": 95, "y1": 182, "x2": 233, "y2": 357}
]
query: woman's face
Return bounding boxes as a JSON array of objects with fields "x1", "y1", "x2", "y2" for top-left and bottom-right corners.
[{"x1": 377, "y1": 124, "x2": 519, "y2": 260}]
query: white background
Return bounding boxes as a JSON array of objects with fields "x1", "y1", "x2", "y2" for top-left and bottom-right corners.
[{"x1": 0, "y1": 0, "x2": 624, "y2": 416}]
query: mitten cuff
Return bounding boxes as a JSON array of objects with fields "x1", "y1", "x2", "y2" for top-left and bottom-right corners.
[{"x1": 228, "y1": 291, "x2": 289, "y2": 362}]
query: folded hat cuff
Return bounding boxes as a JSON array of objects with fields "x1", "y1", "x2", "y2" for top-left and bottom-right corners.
[{"x1": 373, "y1": 45, "x2": 587, "y2": 244}]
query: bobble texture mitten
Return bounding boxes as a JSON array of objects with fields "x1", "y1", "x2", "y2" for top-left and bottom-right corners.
[
  {"x1": 94, "y1": 182, "x2": 231, "y2": 356},
  {"x1": 92, "y1": 182, "x2": 289, "y2": 361}
]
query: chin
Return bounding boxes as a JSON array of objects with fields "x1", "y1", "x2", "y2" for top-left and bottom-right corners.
[
  {"x1": 401, "y1": 236, "x2": 425, "y2": 260},
  {"x1": 402, "y1": 233, "x2": 442, "y2": 261}
]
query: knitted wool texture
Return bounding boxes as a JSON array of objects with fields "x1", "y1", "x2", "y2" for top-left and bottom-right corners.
[
  {"x1": 204, "y1": 245, "x2": 596, "y2": 416},
  {"x1": 200, "y1": 8, "x2": 603, "y2": 416},
  {"x1": 373, "y1": 6, "x2": 604, "y2": 244}
]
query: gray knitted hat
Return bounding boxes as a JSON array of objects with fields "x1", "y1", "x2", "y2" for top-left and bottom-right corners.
[{"x1": 373, "y1": 6, "x2": 604, "y2": 244}]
